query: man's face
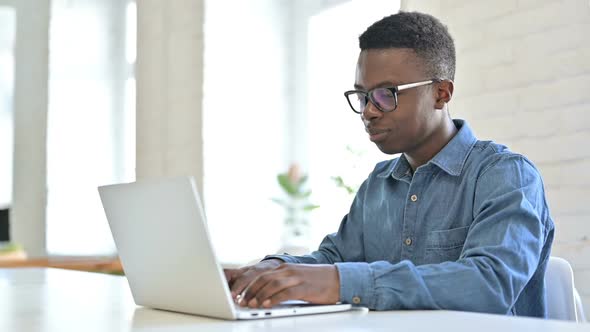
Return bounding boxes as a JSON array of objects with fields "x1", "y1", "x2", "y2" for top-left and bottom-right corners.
[{"x1": 355, "y1": 48, "x2": 439, "y2": 155}]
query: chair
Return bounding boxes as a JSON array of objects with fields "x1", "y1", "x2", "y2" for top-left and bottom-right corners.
[
  {"x1": 545, "y1": 256, "x2": 586, "y2": 322},
  {"x1": 0, "y1": 208, "x2": 9, "y2": 242}
]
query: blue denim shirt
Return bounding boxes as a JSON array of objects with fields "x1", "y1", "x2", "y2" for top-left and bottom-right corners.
[{"x1": 268, "y1": 119, "x2": 554, "y2": 317}]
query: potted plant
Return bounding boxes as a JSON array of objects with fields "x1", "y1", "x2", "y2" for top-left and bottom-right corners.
[{"x1": 272, "y1": 164, "x2": 319, "y2": 255}]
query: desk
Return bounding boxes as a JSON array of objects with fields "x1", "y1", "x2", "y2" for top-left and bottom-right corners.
[
  {"x1": 0, "y1": 257, "x2": 123, "y2": 274},
  {"x1": 0, "y1": 268, "x2": 587, "y2": 332}
]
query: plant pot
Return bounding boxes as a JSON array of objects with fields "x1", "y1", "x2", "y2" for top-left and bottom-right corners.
[{"x1": 277, "y1": 222, "x2": 311, "y2": 256}]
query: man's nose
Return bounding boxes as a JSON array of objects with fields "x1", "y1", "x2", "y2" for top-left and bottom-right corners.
[{"x1": 361, "y1": 100, "x2": 382, "y2": 122}]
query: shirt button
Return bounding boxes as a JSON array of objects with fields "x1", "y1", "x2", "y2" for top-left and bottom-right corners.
[
  {"x1": 410, "y1": 194, "x2": 418, "y2": 202},
  {"x1": 352, "y1": 296, "x2": 361, "y2": 304},
  {"x1": 405, "y1": 238, "x2": 412, "y2": 246}
]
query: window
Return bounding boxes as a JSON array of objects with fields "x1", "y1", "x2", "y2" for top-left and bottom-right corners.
[
  {"x1": 0, "y1": 7, "x2": 15, "y2": 209},
  {"x1": 305, "y1": 0, "x2": 400, "y2": 245},
  {"x1": 203, "y1": 0, "x2": 399, "y2": 264},
  {"x1": 203, "y1": 0, "x2": 289, "y2": 264},
  {"x1": 46, "y1": 0, "x2": 136, "y2": 255}
]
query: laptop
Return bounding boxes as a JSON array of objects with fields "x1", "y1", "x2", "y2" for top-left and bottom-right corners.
[{"x1": 98, "y1": 176, "x2": 352, "y2": 320}]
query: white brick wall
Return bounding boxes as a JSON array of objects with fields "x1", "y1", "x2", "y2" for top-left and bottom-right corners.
[
  {"x1": 403, "y1": 0, "x2": 590, "y2": 319},
  {"x1": 136, "y1": 0, "x2": 205, "y2": 196},
  {"x1": 11, "y1": 0, "x2": 50, "y2": 257}
]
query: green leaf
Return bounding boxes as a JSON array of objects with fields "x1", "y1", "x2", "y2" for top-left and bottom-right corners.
[
  {"x1": 343, "y1": 183, "x2": 357, "y2": 194},
  {"x1": 278, "y1": 174, "x2": 298, "y2": 195},
  {"x1": 298, "y1": 175, "x2": 308, "y2": 186},
  {"x1": 289, "y1": 174, "x2": 307, "y2": 195},
  {"x1": 331, "y1": 176, "x2": 358, "y2": 195},
  {"x1": 332, "y1": 176, "x2": 344, "y2": 186},
  {"x1": 303, "y1": 204, "x2": 320, "y2": 211},
  {"x1": 271, "y1": 198, "x2": 286, "y2": 207},
  {"x1": 0, "y1": 243, "x2": 23, "y2": 253},
  {"x1": 294, "y1": 190, "x2": 312, "y2": 199}
]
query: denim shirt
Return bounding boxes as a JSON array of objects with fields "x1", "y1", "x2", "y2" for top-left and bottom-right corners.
[{"x1": 268, "y1": 119, "x2": 554, "y2": 317}]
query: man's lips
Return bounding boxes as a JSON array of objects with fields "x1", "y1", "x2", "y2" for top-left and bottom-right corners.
[{"x1": 365, "y1": 128, "x2": 390, "y2": 142}]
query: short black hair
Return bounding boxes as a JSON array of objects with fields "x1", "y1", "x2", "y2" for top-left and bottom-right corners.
[{"x1": 359, "y1": 11, "x2": 456, "y2": 80}]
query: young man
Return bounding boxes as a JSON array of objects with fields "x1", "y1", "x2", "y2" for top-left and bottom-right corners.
[{"x1": 225, "y1": 12, "x2": 554, "y2": 317}]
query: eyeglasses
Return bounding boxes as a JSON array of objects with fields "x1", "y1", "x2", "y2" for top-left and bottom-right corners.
[{"x1": 344, "y1": 79, "x2": 441, "y2": 114}]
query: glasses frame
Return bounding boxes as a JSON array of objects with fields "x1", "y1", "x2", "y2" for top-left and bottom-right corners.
[{"x1": 344, "y1": 78, "x2": 442, "y2": 114}]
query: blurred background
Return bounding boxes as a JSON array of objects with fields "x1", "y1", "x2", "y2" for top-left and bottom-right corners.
[{"x1": 0, "y1": 0, "x2": 588, "y2": 317}]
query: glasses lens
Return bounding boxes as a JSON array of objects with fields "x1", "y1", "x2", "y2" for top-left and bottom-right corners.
[
  {"x1": 371, "y1": 88, "x2": 396, "y2": 111},
  {"x1": 347, "y1": 92, "x2": 367, "y2": 113}
]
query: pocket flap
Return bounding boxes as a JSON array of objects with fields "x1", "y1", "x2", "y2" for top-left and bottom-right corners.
[{"x1": 426, "y1": 225, "x2": 470, "y2": 250}]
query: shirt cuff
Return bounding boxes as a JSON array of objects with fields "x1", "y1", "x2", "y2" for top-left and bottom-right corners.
[
  {"x1": 335, "y1": 262, "x2": 375, "y2": 307},
  {"x1": 262, "y1": 254, "x2": 299, "y2": 264}
]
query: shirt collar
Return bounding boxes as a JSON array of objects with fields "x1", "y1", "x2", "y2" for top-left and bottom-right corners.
[
  {"x1": 377, "y1": 119, "x2": 477, "y2": 178},
  {"x1": 381, "y1": 154, "x2": 412, "y2": 180}
]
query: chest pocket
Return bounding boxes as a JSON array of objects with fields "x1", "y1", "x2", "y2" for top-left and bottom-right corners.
[{"x1": 424, "y1": 225, "x2": 470, "y2": 264}]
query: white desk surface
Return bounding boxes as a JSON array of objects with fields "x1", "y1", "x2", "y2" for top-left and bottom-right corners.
[{"x1": 1, "y1": 268, "x2": 588, "y2": 332}]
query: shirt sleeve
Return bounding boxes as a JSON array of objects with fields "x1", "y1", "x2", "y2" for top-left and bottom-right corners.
[
  {"x1": 336, "y1": 155, "x2": 553, "y2": 313},
  {"x1": 263, "y1": 179, "x2": 369, "y2": 265}
]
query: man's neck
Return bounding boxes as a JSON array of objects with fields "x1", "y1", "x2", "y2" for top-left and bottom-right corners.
[{"x1": 405, "y1": 118, "x2": 458, "y2": 172}]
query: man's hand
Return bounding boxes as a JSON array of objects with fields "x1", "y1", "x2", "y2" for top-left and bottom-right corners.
[
  {"x1": 238, "y1": 263, "x2": 340, "y2": 308},
  {"x1": 224, "y1": 259, "x2": 283, "y2": 301}
]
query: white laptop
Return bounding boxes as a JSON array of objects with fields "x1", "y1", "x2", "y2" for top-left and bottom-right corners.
[{"x1": 98, "y1": 176, "x2": 352, "y2": 320}]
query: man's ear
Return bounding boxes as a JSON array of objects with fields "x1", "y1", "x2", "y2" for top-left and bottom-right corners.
[{"x1": 434, "y1": 80, "x2": 454, "y2": 109}]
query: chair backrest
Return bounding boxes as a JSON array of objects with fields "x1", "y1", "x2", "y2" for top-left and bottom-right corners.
[
  {"x1": 574, "y1": 290, "x2": 587, "y2": 322},
  {"x1": 545, "y1": 256, "x2": 583, "y2": 322},
  {"x1": 0, "y1": 208, "x2": 8, "y2": 241}
]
